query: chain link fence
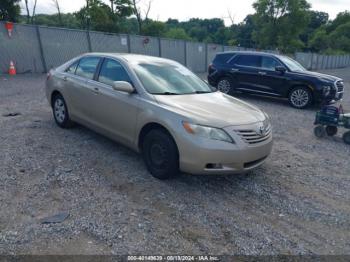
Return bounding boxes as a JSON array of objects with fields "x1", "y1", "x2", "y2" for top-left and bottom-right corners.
[{"x1": 1, "y1": 21, "x2": 350, "y2": 74}]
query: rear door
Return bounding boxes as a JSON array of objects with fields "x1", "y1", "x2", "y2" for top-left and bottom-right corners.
[
  {"x1": 65, "y1": 56, "x2": 102, "y2": 123},
  {"x1": 229, "y1": 54, "x2": 262, "y2": 93},
  {"x1": 258, "y1": 56, "x2": 289, "y2": 96}
]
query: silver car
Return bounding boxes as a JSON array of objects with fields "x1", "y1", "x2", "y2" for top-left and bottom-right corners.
[{"x1": 46, "y1": 53, "x2": 273, "y2": 179}]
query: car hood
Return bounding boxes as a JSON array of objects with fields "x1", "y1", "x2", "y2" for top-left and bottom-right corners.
[
  {"x1": 155, "y1": 92, "x2": 266, "y2": 128},
  {"x1": 293, "y1": 70, "x2": 342, "y2": 83}
]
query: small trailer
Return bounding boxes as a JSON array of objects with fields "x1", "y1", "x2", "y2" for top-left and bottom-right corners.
[{"x1": 314, "y1": 105, "x2": 350, "y2": 144}]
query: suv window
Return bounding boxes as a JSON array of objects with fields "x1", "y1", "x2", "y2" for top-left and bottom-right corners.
[
  {"x1": 65, "y1": 61, "x2": 79, "y2": 74},
  {"x1": 261, "y1": 56, "x2": 282, "y2": 70},
  {"x1": 75, "y1": 57, "x2": 100, "y2": 79},
  {"x1": 98, "y1": 59, "x2": 131, "y2": 86},
  {"x1": 213, "y1": 53, "x2": 234, "y2": 64},
  {"x1": 234, "y1": 55, "x2": 260, "y2": 68}
]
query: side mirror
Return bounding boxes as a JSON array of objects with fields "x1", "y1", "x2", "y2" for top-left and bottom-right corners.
[
  {"x1": 275, "y1": 66, "x2": 287, "y2": 73},
  {"x1": 112, "y1": 81, "x2": 135, "y2": 93}
]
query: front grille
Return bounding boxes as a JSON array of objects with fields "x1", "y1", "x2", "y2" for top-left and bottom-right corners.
[
  {"x1": 234, "y1": 125, "x2": 272, "y2": 145},
  {"x1": 336, "y1": 81, "x2": 344, "y2": 92}
]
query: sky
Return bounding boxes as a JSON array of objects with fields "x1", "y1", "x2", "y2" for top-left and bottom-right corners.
[{"x1": 20, "y1": 0, "x2": 350, "y2": 25}]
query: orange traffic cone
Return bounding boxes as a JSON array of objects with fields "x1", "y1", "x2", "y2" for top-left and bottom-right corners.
[{"x1": 9, "y1": 61, "x2": 16, "y2": 75}]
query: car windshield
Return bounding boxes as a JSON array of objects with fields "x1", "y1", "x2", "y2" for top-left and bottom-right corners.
[
  {"x1": 278, "y1": 55, "x2": 306, "y2": 72},
  {"x1": 132, "y1": 61, "x2": 214, "y2": 95}
]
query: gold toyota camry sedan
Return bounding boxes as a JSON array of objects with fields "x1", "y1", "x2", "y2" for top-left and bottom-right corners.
[{"x1": 46, "y1": 53, "x2": 273, "y2": 179}]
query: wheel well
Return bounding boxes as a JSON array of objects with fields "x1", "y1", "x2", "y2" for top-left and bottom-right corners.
[
  {"x1": 138, "y1": 123, "x2": 178, "y2": 153},
  {"x1": 288, "y1": 85, "x2": 313, "y2": 98},
  {"x1": 51, "y1": 90, "x2": 61, "y2": 107}
]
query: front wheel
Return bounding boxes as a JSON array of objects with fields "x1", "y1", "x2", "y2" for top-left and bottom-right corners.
[
  {"x1": 343, "y1": 131, "x2": 350, "y2": 145},
  {"x1": 217, "y1": 77, "x2": 233, "y2": 94},
  {"x1": 142, "y1": 129, "x2": 179, "y2": 179},
  {"x1": 288, "y1": 87, "x2": 312, "y2": 109}
]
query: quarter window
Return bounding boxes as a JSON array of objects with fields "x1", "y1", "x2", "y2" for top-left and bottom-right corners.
[
  {"x1": 75, "y1": 57, "x2": 100, "y2": 79},
  {"x1": 98, "y1": 59, "x2": 131, "y2": 86},
  {"x1": 65, "y1": 61, "x2": 79, "y2": 74},
  {"x1": 234, "y1": 55, "x2": 260, "y2": 68},
  {"x1": 261, "y1": 57, "x2": 282, "y2": 70}
]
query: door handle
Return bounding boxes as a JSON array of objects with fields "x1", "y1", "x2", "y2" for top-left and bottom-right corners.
[
  {"x1": 63, "y1": 76, "x2": 68, "y2": 81},
  {"x1": 231, "y1": 68, "x2": 239, "y2": 72},
  {"x1": 92, "y1": 87, "x2": 100, "y2": 94},
  {"x1": 258, "y1": 71, "x2": 267, "y2": 75}
]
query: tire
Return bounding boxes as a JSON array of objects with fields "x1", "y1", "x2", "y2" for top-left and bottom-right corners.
[
  {"x1": 314, "y1": 125, "x2": 326, "y2": 138},
  {"x1": 288, "y1": 86, "x2": 312, "y2": 109},
  {"x1": 217, "y1": 77, "x2": 234, "y2": 94},
  {"x1": 52, "y1": 93, "x2": 74, "y2": 128},
  {"x1": 343, "y1": 131, "x2": 350, "y2": 145},
  {"x1": 142, "y1": 129, "x2": 179, "y2": 179},
  {"x1": 326, "y1": 126, "x2": 338, "y2": 136}
]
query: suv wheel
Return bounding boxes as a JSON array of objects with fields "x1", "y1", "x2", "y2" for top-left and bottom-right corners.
[
  {"x1": 142, "y1": 129, "x2": 179, "y2": 179},
  {"x1": 52, "y1": 93, "x2": 74, "y2": 128},
  {"x1": 288, "y1": 87, "x2": 312, "y2": 109},
  {"x1": 217, "y1": 77, "x2": 233, "y2": 94}
]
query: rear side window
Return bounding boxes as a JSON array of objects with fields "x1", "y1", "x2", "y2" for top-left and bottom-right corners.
[
  {"x1": 98, "y1": 59, "x2": 131, "y2": 86},
  {"x1": 75, "y1": 57, "x2": 100, "y2": 79},
  {"x1": 213, "y1": 53, "x2": 234, "y2": 64},
  {"x1": 261, "y1": 56, "x2": 282, "y2": 70},
  {"x1": 234, "y1": 55, "x2": 260, "y2": 68},
  {"x1": 65, "y1": 61, "x2": 79, "y2": 74}
]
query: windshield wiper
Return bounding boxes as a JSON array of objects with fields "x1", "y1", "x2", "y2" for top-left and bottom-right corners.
[
  {"x1": 152, "y1": 92, "x2": 180, "y2": 95},
  {"x1": 193, "y1": 90, "x2": 213, "y2": 94}
]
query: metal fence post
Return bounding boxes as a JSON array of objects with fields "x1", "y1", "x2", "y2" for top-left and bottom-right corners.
[
  {"x1": 184, "y1": 41, "x2": 187, "y2": 67},
  {"x1": 158, "y1": 37, "x2": 162, "y2": 57},
  {"x1": 127, "y1": 34, "x2": 131, "y2": 53},
  {"x1": 35, "y1": 25, "x2": 48, "y2": 73},
  {"x1": 86, "y1": 30, "x2": 92, "y2": 52},
  {"x1": 204, "y1": 43, "x2": 208, "y2": 72}
]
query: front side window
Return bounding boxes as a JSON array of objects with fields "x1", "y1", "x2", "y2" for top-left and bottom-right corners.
[
  {"x1": 261, "y1": 56, "x2": 282, "y2": 70},
  {"x1": 234, "y1": 55, "x2": 260, "y2": 68},
  {"x1": 277, "y1": 55, "x2": 306, "y2": 72},
  {"x1": 98, "y1": 59, "x2": 131, "y2": 86},
  {"x1": 132, "y1": 61, "x2": 213, "y2": 95},
  {"x1": 75, "y1": 57, "x2": 100, "y2": 79}
]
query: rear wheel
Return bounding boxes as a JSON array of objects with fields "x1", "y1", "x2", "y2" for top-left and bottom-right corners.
[
  {"x1": 288, "y1": 87, "x2": 312, "y2": 109},
  {"x1": 52, "y1": 93, "x2": 74, "y2": 128},
  {"x1": 314, "y1": 125, "x2": 326, "y2": 138},
  {"x1": 343, "y1": 131, "x2": 350, "y2": 145},
  {"x1": 326, "y1": 126, "x2": 338, "y2": 136},
  {"x1": 142, "y1": 129, "x2": 179, "y2": 179},
  {"x1": 217, "y1": 77, "x2": 233, "y2": 94}
]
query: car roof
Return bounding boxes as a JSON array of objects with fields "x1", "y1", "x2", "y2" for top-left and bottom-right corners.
[
  {"x1": 83, "y1": 52, "x2": 177, "y2": 64},
  {"x1": 216, "y1": 51, "x2": 278, "y2": 57}
]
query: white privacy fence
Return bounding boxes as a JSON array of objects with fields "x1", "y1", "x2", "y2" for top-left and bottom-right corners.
[{"x1": 1, "y1": 21, "x2": 349, "y2": 74}]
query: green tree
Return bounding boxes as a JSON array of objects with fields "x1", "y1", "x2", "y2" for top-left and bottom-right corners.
[
  {"x1": 0, "y1": 0, "x2": 20, "y2": 22},
  {"x1": 142, "y1": 20, "x2": 166, "y2": 37},
  {"x1": 252, "y1": 0, "x2": 310, "y2": 52},
  {"x1": 164, "y1": 28, "x2": 191, "y2": 40}
]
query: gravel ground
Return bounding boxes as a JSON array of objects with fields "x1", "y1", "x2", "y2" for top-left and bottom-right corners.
[{"x1": 0, "y1": 68, "x2": 349, "y2": 255}]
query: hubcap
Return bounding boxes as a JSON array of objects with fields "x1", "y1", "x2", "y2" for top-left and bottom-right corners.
[
  {"x1": 217, "y1": 79, "x2": 231, "y2": 94},
  {"x1": 54, "y1": 98, "x2": 66, "y2": 123},
  {"x1": 150, "y1": 143, "x2": 167, "y2": 167},
  {"x1": 291, "y1": 89, "x2": 309, "y2": 107}
]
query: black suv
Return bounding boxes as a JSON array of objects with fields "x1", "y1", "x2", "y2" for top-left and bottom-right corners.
[{"x1": 208, "y1": 51, "x2": 344, "y2": 109}]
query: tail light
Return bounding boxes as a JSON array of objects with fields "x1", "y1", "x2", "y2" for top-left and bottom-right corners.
[{"x1": 208, "y1": 63, "x2": 216, "y2": 72}]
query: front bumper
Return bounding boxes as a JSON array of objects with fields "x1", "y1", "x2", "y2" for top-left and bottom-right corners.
[{"x1": 177, "y1": 124, "x2": 273, "y2": 175}]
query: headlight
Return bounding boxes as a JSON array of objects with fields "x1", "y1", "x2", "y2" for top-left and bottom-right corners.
[
  {"x1": 182, "y1": 122, "x2": 234, "y2": 143},
  {"x1": 323, "y1": 86, "x2": 331, "y2": 97}
]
